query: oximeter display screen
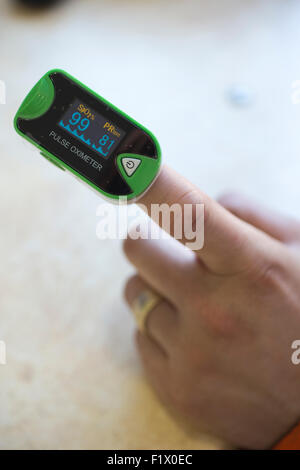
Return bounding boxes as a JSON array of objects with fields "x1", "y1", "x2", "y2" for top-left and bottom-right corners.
[{"x1": 59, "y1": 99, "x2": 126, "y2": 159}]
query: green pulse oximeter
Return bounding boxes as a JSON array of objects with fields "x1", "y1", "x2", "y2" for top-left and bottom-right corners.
[{"x1": 14, "y1": 70, "x2": 162, "y2": 202}]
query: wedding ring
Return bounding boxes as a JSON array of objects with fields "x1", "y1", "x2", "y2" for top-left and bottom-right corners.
[{"x1": 132, "y1": 290, "x2": 162, "y2": 332}]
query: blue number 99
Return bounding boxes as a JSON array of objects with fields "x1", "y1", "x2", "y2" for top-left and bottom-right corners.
[
  {"x1": 78, "y1": 118, "x2": 90, "y2": 132},
  {"x1": 69, "y1": 112, "x2": 81, "y2": 126}
]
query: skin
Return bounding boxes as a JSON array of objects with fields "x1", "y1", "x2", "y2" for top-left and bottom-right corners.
[{"x1": 123, "y1": 165, "x2": 300, "y2": 449}]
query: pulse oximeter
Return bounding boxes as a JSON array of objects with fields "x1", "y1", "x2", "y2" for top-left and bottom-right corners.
[{"x1": 14, "y1": 70, "x2": 161, "y2": 202}]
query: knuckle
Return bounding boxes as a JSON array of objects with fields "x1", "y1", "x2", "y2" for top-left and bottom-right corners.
[
  {"x1": 186, "y1": 291, "x2": 243, "y2": 339},
  {"x1": 173, "y1": 186, "x2": 200, "y2": 206},
  {"x1": 253, "y1": 256, "x2": 287, "y2": 291},
  {"x1": 203, "y1": 304, "x2": 237, "y2": 338}
]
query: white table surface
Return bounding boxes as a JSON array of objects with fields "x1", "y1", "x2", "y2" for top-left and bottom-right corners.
[{"x1": 0, "y1": 0, "x2": 299, "y2": 449}]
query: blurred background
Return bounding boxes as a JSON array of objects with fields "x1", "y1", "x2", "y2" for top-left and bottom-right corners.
[{"x1": 0, "y1": 0, "x2": 300, "y2": 450}]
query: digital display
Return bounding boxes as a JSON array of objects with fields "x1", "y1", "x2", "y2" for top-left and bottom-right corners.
[{"x1": 59, "y1": 99, "x2": 125, "y2": 159}]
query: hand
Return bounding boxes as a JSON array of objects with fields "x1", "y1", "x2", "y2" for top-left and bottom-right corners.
[{"x1": 123, "y1": 166, "x2": 300, "y2": 449}]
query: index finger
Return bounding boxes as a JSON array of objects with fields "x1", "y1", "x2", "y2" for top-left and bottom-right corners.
[{"x1": 138, "y1": 165, "x2": 267, "y2": 274}]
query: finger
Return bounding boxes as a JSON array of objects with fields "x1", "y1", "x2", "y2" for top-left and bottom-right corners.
[
  {"x1": 139, "y1": 165, "x2": 271, "y2": 274},
  {"x1": 218, "y1": 192, "x2": 300, "y2": 244},
  {"x1": 124, "y1": 275, "x2": 179, "y2": 352},
  {"x1": 136, "y1": 331, "x2": 170, "y2": 405},
  {"x1": 123, "y1": 226, "x2": 199, "y2": 305}
]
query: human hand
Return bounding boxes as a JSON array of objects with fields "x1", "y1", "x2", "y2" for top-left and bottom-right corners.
[{"x1": 123, "y1": 166, "x2": 300, "y2": 449}]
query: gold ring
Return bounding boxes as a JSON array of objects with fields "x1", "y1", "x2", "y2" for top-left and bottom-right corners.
[{"x1": 132, "y1": 290, "x2": 162, "y2": 332}]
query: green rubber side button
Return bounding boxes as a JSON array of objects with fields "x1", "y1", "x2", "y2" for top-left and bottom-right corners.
[
  {"x1": 16, "y1": 75, "x2": 55, "y2": 121},
  {"x1": 40, "y1": 152, "x2": 65, "y2": 171},
  {"x1": 117, "y1": 153, "x2": 161, "y2": 200}
]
